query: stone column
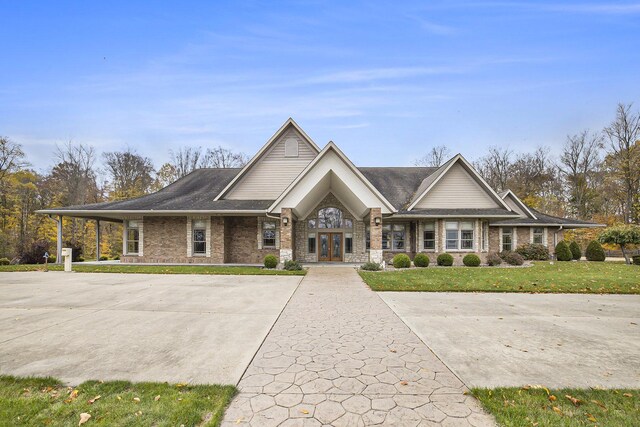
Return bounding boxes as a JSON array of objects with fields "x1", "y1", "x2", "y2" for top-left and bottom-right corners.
[
  {"x1": 280, "y1": 208, "x2": 293, "y2": 263},
  {"x1": 211, "y1": 216, "x2": 225, "y2": 264},
  {"x1": 369, "y1": 207, "x2": 383, "y2": 263}
]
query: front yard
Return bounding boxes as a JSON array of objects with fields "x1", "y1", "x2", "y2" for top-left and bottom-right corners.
[
  {"x1": 0, "y1": 375, "x2": 236, "y2": 426},
  {"x1": 0, "y1": 264, "x2": 306, "y2": 275},
  {"x1": 360, "y1": 261, "x2": 640, "y2": 294},
  {"x1": 473, "y1": 386, "x2": 639, "y2": 426}
]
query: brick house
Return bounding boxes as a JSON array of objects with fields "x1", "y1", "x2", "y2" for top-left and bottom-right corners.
[{"x1": 40, "y1": 119, "x2": 600, "y2": 265}]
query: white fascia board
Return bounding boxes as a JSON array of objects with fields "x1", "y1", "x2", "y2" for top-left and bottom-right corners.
[{"x1": 502, "y1": 190, "x2": 538, "y2": 220}]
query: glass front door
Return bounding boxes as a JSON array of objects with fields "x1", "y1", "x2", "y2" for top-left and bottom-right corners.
[{"x1": 318, "y1": 232, "x2": 343, "y2": 262}]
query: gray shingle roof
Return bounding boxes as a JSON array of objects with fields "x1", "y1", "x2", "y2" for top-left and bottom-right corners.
[
  {"x1": 358, "y1": 167, "x2": 438, "y2": 210},
  {"x1": 490, "y1": 208, "x2": 602, "y2": 226},
  {"x1": 396, "y1": 208, "x2": 519, "y2": 217}
]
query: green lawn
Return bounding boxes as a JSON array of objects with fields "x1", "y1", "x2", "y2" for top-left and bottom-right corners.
[
  {"x1": 0, "y1": 375, "x2": 236, "y2": 426},
  {"x1": 472, "y1": 387, "x2": 639, "y2": 426},
  {"x1": 359, "y1": 261, "x2": 640, "y2": 294},
  {"x1": 0, "y1": 263, "x2": 306, "y2": 275}
]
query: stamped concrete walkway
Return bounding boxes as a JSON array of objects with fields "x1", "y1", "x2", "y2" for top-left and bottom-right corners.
[{"x1": 222, "y1": 268, "x2": 495, "y2": 426}]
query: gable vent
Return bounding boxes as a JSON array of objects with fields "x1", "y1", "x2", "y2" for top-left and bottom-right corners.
[{"x1": 284, "y1": 137, "x2": 299, "y2": 157}]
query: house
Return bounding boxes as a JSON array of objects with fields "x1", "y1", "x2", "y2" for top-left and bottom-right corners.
[{"x1": 39, "y1": 119, "x2": 600, "y2": 265}]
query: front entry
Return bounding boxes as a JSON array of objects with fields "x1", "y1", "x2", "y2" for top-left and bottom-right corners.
[{"x1": 318, "y1": 232, "x2": 343, "y2": 262}]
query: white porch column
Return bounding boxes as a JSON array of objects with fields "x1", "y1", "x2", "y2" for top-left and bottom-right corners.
[
  {"x1": 56, "y1": 215, "x2": 63, "y2": 264},
  {"x1": 95, "y1": 220, "x2": 101, "y2": 261}
]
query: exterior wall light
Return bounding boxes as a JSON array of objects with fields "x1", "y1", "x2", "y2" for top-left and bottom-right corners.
[
  {"x1": 374, "y1": 216, "x2": 381, "y2": 226},
  {"x1": 282, "y1": 217, "x2": 289, "y2": 226}
]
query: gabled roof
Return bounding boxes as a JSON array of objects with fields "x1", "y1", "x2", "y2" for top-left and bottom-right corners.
[
  {"x1": 214, "y1": 118, "x2": 320, "y2": 201},
  {"x1": 490, "y1": 208, "x2": 604, "y2": 228},
  {"x1": 500, "y1": 189, "x2": 537, "y2": 220},
  {"x1": 406, "y1": 154, "x2": 512, "y2": 211},
  {"x1": 269, "y1": 141, "x2": 397, "y2": 215},
  {"x1": 359, "y1": 167, "x2": 438, "y2": 210}
]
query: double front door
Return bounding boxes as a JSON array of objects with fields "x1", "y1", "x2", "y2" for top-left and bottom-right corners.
[{"x1": 318, "y1": 232, "x2": 343, "y2": 262}]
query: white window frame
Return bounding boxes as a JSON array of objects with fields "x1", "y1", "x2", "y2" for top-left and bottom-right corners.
[
  {"x1": 445, "y1": 221, "x2": 475, "y2": 251},
  {"x1": 124, "y1": 219, "x2": 142, "y2": 256},
  {"x1": 262, "y1": 221, "x2": 277, "y2": 248},
  {"x1": 423, "y1": 221, "x2": 436, "y2": 251},
  {"x1": 192, "y1": 219, "x2": 207, "y2": 256},
  {"x1": 531, "y1": 227, "x2": 546, "y2": 246},
  {"x1": 501, "y1": 227, "x2": 514, "y2": 252}
]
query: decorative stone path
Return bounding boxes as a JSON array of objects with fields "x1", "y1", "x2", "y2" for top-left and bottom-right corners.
[{"x1": 221, "y1": 267, "x2": 495, "y2": 426}]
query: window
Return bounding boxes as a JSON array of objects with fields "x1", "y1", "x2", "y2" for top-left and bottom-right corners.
[
  {"x1": 343, "y1": 218, "x2": 353, "y2": 229},
  {"x1": 392, "y1": 224, "x2": 405, "y2": 250},
  {"x1": 263, "y1": 221, "x2": 276, "y2": 248},
  {"x1": 382, "y1": 224, "x2": 391, "y2": 249},
  {"x1": 317, "y1": 207, "x2": 342, "y2": 228},
  {"x1": 502, "y1": 227, "x2": 513, "y2": 252},
  {"x1": 423, "y1": 222, "x2": 435, "y2": 250},
  {"x1": 126, "y1": 220, "x2": 140, "y2": 254},
  {"x1": 446, "y1": 221, "x2": 474, "y2": 251},
  {"x1": 307, "y1": 219, "x2": 316, "y2": 228},
  {"x1": 192, "y1": 219, "x2": 206, "y2": 255},
  {"x1": 345, "y1": 233, "x2": 353, "y2": 253},
  {"x1": 532, "y1": 227, "x2": 544, "y2": 245},
  {"x1": 308, "y1": 233, "x2": 316, "y2": 253},
  {"x1": 366, "y1": 226, "x2": 371, "y2": 250}
]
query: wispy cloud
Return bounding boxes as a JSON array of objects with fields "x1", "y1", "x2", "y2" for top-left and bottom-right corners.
[{"x1": 461, "y1": 2, "x2": 640, "y2": 15}]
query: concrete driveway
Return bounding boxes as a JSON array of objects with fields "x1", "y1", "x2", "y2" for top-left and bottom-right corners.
[
  {"x1": 0, "y1": 272, "x2": 301, "y2": 385},
  {"x1": 380, "y1": 292, "x2": 640, "y2": 389}
]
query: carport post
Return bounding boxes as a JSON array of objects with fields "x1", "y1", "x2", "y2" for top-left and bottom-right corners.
[
  {"x1": 56, "y1": 215, "x2": 63, "y2": 264},
  {"x1": 96, "y1": 220, "x2": 101, "y2": 261}
]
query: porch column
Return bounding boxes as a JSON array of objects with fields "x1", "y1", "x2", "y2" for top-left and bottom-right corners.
[
  {"x1": 211, "y1": 216, "x2": 225, "y2": 264},
  {"x1": 56, "y1": 215, "x2": 63, "y2": 264},
  {"x1": 280, "y1": 208, "x2": 293, "y2": 263},
  {"x1": 95, "y1": 220, "x2": 101, "y2": 261},
  {"x1": 369, "y1": 207, "x2": 383, "y2": 263}
]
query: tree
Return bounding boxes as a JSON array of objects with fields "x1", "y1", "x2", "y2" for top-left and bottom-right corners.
[
  {"x1": 168, "y1": 146, "x2": 204, "y2": 179},
  {"x1": 560, "y1": 130, "x2": 604, "y2": 219},
  {"x1": 598, "y1": 224, "x2": 640, "y2": 264},
  {"x1": 168, "y1": 145, "x2": 248, "y2": 180},
  {"x1": 603, "y1": 103, "x2": 640, "y2": 223},
  {"x1": 0, "y1": 137, "x2": 27, "y2": 182},
  {"x1": 413, "y1": 145, "x2": 451, "y2": 167},
  {"x1": 201, "y1": 147, "x2": 248, "y2": 168},
  {"x1": 474, "y1": 146, "x2": 513, "y2": 192},
  {"x1": 103, "y1": 148, "x2": 155, "y2": 199}
]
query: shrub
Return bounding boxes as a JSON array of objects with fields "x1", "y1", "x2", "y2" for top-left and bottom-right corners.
[
  {"x1": 515, "y1": 243, "x2": 550, "y2": 261},
  {"x1": 283, "y1": 259, "x2": 302, "y2": 271},
  {"x1": 463, "y1": 253, "x2": 481, "y2": 267},
  {"x1": 569, "y1": 241, "x2": 582, "y2": 260},
  {"x1": 598, "y1": 224, "x2": 640, "y2": 264},
  {"x1": 486, "y1": 253, "x2": 502, "y2": 266},
  {"x1": 361, "y1": 261, "x2": 381, "y2": 271},
  {"x1": 585, "y1": 240, "x2": 606, "y2": 261},
  {"x1": 263, "y1": 254, "x2": 278, "y2": 269},
  {"x1": 113, "y1": 254, "x2": 120, "y2": 260},
  {"x1": 501, "y1": 251, "x2": 524, "y2": 266},
  {"x1": 632, "y1": 255, "x2": 640, "y2": 266},
  {"x1": 392, "y1": 253, "x2": 411, "y2": 268},
  {"x1": 77, "y1": 256, "x2": 85, "y2": 262},
  {"x1": 47, "y1": 255, "x2": 56, "y2": 263},
  {"x1": 413, "y1": 253, "x2": 430, "y2": 267},
  {"x1": 554, "y1": 241, "x2": 572, "y2": 261},
  {"x1": 0, "y1": 257, "x2": 9, "y2": 265},
  {"x1": 99, "y1": 255, "x2": 109, "y2": 261},
  {"x1": 18, "y1": 239, "x2": 51, "y2": 264},
  {"x1": 437, "y1": 253, "x2": 454, "y2": 266}
]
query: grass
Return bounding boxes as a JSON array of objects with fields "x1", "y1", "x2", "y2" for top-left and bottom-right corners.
[
  {"x1": 472, "y1": 386, "x2": 639, "y2": 426},
  {"x1": 0, "y1": 375, "x2": 236, "y2": 426},
  {"x1": 359, "y1": 261, "x2": 640, "y2": 294},
  {"x1": 0, "y1": 263, "x2": 306, "y2": 275}
]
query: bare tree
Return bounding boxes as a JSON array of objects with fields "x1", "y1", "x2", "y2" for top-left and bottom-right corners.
[
  {"x1": 603, "y1": 103, "x2": 640, "y2": 223},
  {"x1": 201, "y1": 147, "x2": 249, "y2": 168},
  {"x1": 168, "y1": 147, "x2": 204, "y2": 179},
  {"x1": 51, "y1": 142, "x2": 98, "y2": 206},
  {"x1": 413, "y1": 145, "x2": 451, "y2": 168},
  {"x1": 560, "y1": 130, "x2": 604, "y2": 219},
  {"x1": 474, "y1": 146, "x2": 513, "y2": 192},
  {"x1": 0, "y1": 137, "x2": 27, "y2": 183},
  {"x1": 103, "y1": 148, "x2": 155, "y2": 199}
]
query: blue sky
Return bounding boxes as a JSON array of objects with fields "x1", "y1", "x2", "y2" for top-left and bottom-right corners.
[{"x1": 1, "y1": 1, "x2": 639, "y2": 172}]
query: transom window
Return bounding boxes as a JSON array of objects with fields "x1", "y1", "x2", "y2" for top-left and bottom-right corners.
[
  {"x1": 502, "y1": 227, "x2": 513, "y2": 252},
  {"x1": 263, "y1": 221, "x2": 276, "y2": 248},
  {"x1": 445, "y1": 221, "x2": 474, "y2": 251},
  {"x1": 423, "y1": 222, "x2": 435, "y2": 250},
  {"x1": 126, "y1": 220, "x2": 140, "y2": 254},
  {"x1": 307, "y1": 208, "x2": 352, "y2": 229},
  {"x1": 192, "y1": 219, "x2": 207, "y2": 255},
  {"x1": 532, "y1": 227, "x2": 544, "y2": 245}
]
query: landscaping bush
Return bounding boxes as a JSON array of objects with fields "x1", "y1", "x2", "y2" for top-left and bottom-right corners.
[
  {"x1": 361, "y1": 261, "x2": 381, "y2": 271},
  {"x1": 585, "y1": 240, "x2": 606, "y2": 262},
  {"x1": 77, "y1": 256, "x2": 85, "y2": 262},
  {"x1": 463, "y1": 253, "x2": 481, "y2": 267},
  {"x1": 413, "y1": 253, "x2": 430, "y2": 267},
  {"x1": 392, "y1": 253, "x2": 411, "y2": 268},
  {"x1": 501, "y1": 251, "x2": 524, "y2": 266},
  {"x1": 99, "y1": 255, "x2": 109, "y2": 261},
  {"x1": 283, "y1": 260, "x2": 302, "y2": 271},
  {"x1": 554, "y1": 241, "x2": 572, "y2": 261},
  {"x1": 486, "y1": 252, "x2": 502, "y2": 266},
  {"x1": 0, "y1": 257, "x2": 9, "y2": 265},
  {"x1": 263, "y1": 254, "x2": 278, "y2": 269},
  {"x1": 47, "y1": 255, "x2": 56, "y2": 263},
  {"x1": 437, "y1": 253, "x2": 454, "y2": 266},
  {"x1": 515, "y1": 243, "x2": 550, "y2": 261},
  {"x1": 633, "y1": 255, "x2": 640, "y2": 266},
  {"x1": 18, "y1": 239, "x2": 50, "y2": 264},
  {"x1": 113, "y1": 254, "x2": 120, "y2": 260},
  {"x1": 569, "y1": 241, "x2": 582, "y2": 260}
]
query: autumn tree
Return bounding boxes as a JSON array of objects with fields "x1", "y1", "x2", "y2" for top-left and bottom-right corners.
[
  {"x1": 103, "y1": 148, "x2": 155, "y2": 199},
  {"x1": 598, "y1": 224, "x2": 640, "y2": 264}
]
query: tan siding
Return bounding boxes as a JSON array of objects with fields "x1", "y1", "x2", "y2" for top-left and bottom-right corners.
[
  {"x1": 414, "y1": 163, "x2": 499, "y2": 209},
  {"x1": 226, "y1": 128, "x2": 317, "y2": 199},
  {"x1": 503, "y1": 195, "x2": 527, "y2": 217}
]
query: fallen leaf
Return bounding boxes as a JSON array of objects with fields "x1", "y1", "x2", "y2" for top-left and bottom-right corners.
[
  {"x1": 400, "y1": 381, "x2": 408, "y2": 386},
  {"x1": 590, "y1": 399, "x2": 606, "y2": 409},
  {"x1": 565, "y1": 395, "x2": 581, "y2": 406},
  {"x1": 623, "y1": 393, "x2": 633, "y2": 398},
  {"x1": 78, "y1": 413, "x2": 91, "y2": 425},
  {"x1": 88, "y1": 395, "x2": 101, "y2": 404},
  {"x1": 116, "y1": 395, "x2": 121, "y2": 401},
  {"x1": 552, "y1": 406, "x2": 562, "y2": 415},
  {"x1": 587, "y1": 414, "x2": 597, "y2": 422},
  {"x1": 300, "y1": 409, "x2": 309, "y2": 414},
  {"x1": 549, "y1": 395, "x2": 557, "y2": 402},
  {"x1": 133, "y1": 397, "x2": 140, "y2": 403},
  {"x1": 390, "y1": 349, "x2": 397, "y2": 353},
  {"x1": 154, "y1": 395, "x2": 161, "y2": 401},
  {"x1": 235, "y1": 417, "x2": 244, "y2": 424}
]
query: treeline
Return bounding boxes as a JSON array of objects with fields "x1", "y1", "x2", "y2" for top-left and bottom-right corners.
[{"x1": 0, "y1": 142, "x2": 248, "y2": 262}]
